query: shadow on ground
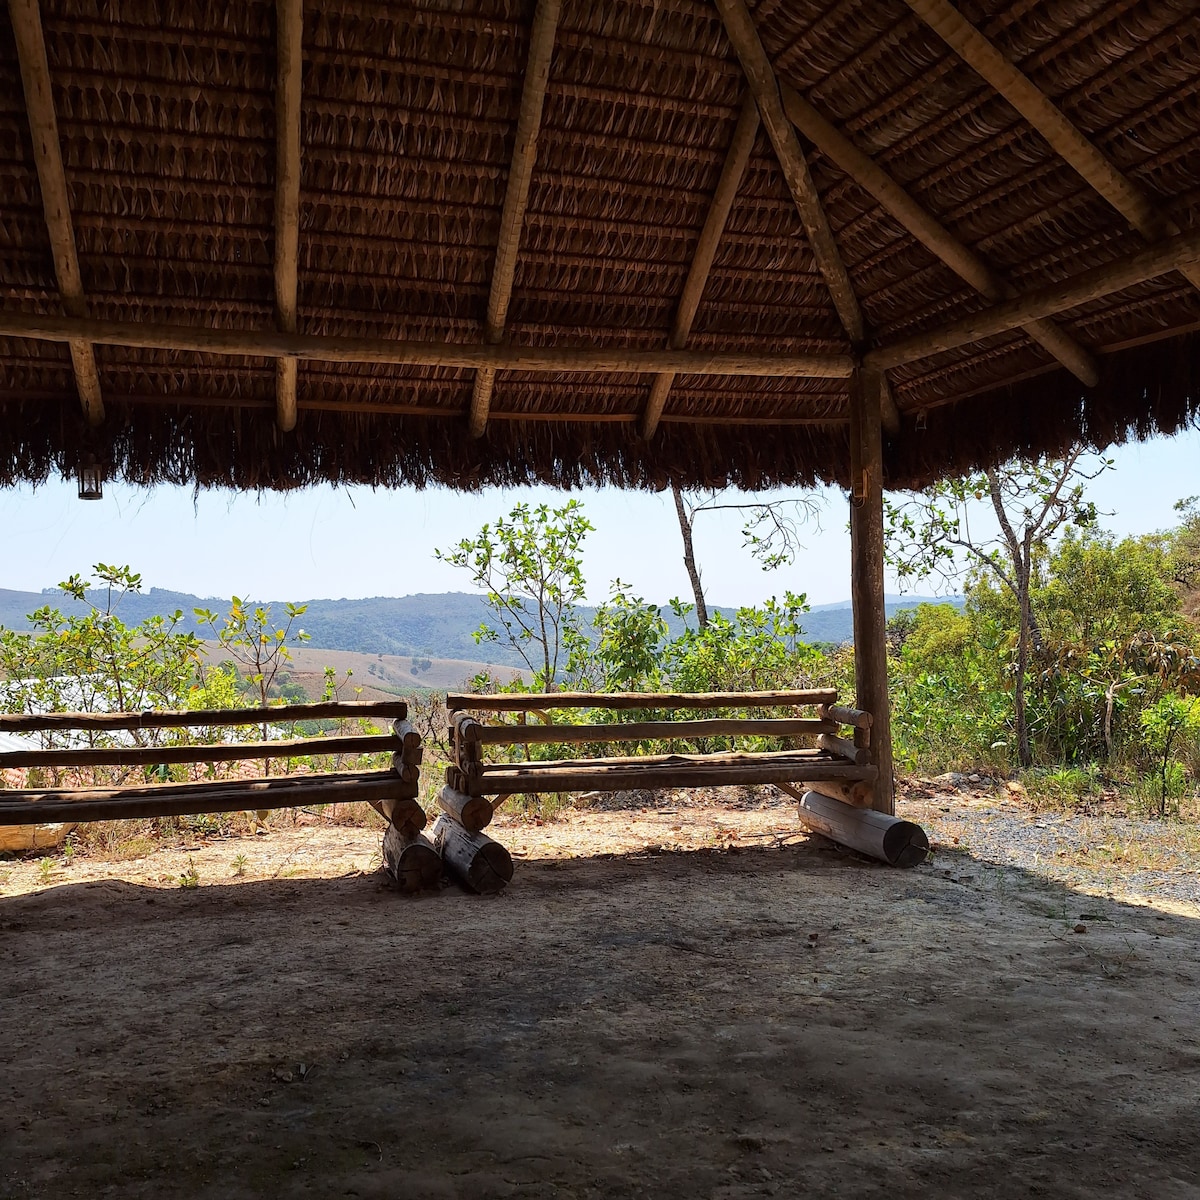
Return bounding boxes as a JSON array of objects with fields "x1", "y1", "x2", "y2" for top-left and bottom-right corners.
[{"x1": 2, "y1": 840, "x2": 1198, "y2": 1199}]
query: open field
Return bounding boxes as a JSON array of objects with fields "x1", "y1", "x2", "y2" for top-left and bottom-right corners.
[{"x1": 1, "y1": 786, "x2": 1198, "y2": 1199}]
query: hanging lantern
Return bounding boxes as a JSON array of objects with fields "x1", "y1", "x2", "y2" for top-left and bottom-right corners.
[{"x1": 77, "y1": 455, "x2": 103, "y2": 500}]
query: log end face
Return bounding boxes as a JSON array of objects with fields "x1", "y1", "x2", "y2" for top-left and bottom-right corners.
[{"x1": 881, "y1": 819, "x2": 931, "y2": 868}]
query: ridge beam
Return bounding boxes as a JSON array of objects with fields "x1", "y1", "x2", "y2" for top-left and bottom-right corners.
[
  {"x1": 642, "y1": 96, "x2": 759, "y2": 440},
  {"x1": 779, "y1": 82, "x2": 1099, "y2": 390},
  {"x1": 469, "y1": 0, "x2": 561, "y2": 438},
  {"x1": 714, "y1": 0, "x2": 865, "y2": 348},
  {"x1": 9, "y1": 0, "x2": 104, "y2": 426},
  {"x1": 273, "y1": 0, "x2": 303, "y2": 432},
  {"x1": 866, "y1": 228, "x2": 1200, "y2": 371},
  {"x1": 902, "y1": 0, "x2": 1200, "y2": 297}
]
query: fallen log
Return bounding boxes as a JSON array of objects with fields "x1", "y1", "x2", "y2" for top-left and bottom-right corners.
[
  {"x1": 430, "y1": 814, "x2": 514, "y2": 894},
  {"x1": 382, "y1": 824, "x2": 443, "y2": 893},
  {"x1": 796, "y1": 790, "x2": 929, "y2": 868},
  {"x1": 436, "y1": 785, "x2": 494, "y2": 833}
]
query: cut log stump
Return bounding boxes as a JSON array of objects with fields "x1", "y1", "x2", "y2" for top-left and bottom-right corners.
[
  {"x1": 382, "y1": 823, "x2": 443, "y2": 893},
  {"x1": 796, "y1": 790, "x2": 929, "y2": 867},
  {"x1": 430, "y1": 814, "x2": 513, "y2": 894}
]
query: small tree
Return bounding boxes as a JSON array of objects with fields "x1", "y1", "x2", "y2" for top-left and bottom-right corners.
[
  {"x1": 885, "y1": 449, "x2": 1111, "y2": 766},
  {"x1": 436, "y1": 500, "x2": 593, "y2": 690},
  {"x1": 668, "y1": 484, "x2": 820, "y2": 629}
]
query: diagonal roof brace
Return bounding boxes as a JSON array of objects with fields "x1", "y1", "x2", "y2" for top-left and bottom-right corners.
[
  {"x1": 641, "y1": 96, "x2": 760, "y2": 440},
  {"x1": 779, "y1": 82, "x2": 1099, "y2": 389},
  {"x1": 902, "y1": 0, "x2": 1200, "y2": 299},
  {"x1": 469, "y1": 0, "x2": 561, "y2": 438},
  {"x1": 9, "y1": 0, "x2": 104, "y2": 427}
]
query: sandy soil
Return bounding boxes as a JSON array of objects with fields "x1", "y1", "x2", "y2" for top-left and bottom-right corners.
[{"x1": 2, "y1": 790, "x2": 1198, "y2": 1199}]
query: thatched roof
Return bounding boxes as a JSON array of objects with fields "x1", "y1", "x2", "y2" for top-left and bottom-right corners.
[{"x1": 1, "y1": 0, "x2": 1198, "y2": 492}]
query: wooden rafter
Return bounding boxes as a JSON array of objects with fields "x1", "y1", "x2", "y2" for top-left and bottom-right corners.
[
  {"x1": 0, "y1": 310, "x2": 855, "y2": 377},
  {"x1": 902, "y1": 0, "x2": 1200, "y2": 296},
  {"x1": 468, "y1": 0, "x2": 561, "y2": 437},
  {"x1": 9, "y1": 0, "x2": 103, "y2": 426},
  {"x1": 641, "y1": 96, "x2": 759, "y2": 440},
  {"x1": 273, "y1": 0, "x2": 303, "y2": 432},
  {"x1": 866, "y1": 227, "x2": 1200, "y2": 371},
  {"x1": 779, "y1": 83, "x2": 1100, "y2": 389},
  {"x1": 714, "y1": 0, "x2": 864, "y2": 346}
]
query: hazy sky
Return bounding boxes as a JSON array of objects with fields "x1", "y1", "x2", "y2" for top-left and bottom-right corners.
[{"x1": 1, "y1": 425, "x2": 1196, "y2": 609}]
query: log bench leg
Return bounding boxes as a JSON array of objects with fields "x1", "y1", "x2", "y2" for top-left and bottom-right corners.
[
  {"x1": 382, "y1": 823, "x2": 443, "y2": 893},
  {"x1": 431, "y1": 814, "x2": 513, "y2": 894},
  {"x1": 796, "y1": 789, "x2": 928, "y2": 868}
]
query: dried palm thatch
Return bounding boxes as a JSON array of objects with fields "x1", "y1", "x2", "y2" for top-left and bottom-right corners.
[{"x1": 1, "y1": 0, "x2": 1198, "y2": 492}]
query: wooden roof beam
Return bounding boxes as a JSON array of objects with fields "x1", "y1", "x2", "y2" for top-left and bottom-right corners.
[
  {"x1": 866, "y1": 226, "x2": 1200, "y2": 372},
  {"x1": 780, "y1": 83, "x2": 1100, "y2": 389},
  {"x1": 902, "y1": 0, "x2": 1200, "y2": 296},
  {"x1": 9, "y1": 0, "x2": 103, "y2": 426},
  {"x1": 469, "y1": 0, "x2": 561, "y2": 437},
  {"x1": 641, "y1": 96, "x2": 759, "y2": 440},
  {"x1": 273, "y1": 0, "x2": 303, "y2": 432},
  {"x1": 0, "y1": 310, "x2": 856, "y2": 377},
  {"x1": 714, "y1": 0, "x2": 864, "y2": 344}
]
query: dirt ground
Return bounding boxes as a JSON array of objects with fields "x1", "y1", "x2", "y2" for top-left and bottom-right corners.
[{"x1": 2, "y1": 788, "x2": 1198, "y2": 1199}]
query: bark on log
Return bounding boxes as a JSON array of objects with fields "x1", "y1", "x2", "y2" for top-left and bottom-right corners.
[
  {"x1": 391, "y1": 719, "x2": 423, "y2": 761},
  {"x1": 447, "y1": 689, "x2": 837, "y2": 712},
  {"x1": 437, "y1": 785, "x2": 495, "y2": 833},
  {"x1": 382, "y1": 825, "x2": 443, "y2": 893},
  {"x1": 390, "y1": 756, "x2": 421, "y2": 785},
  {"x1": 371, "y1": 796, "x2": 427, "y2": 837},
  {"x1": 817, "y1": 732, "x2": 872, "y2": 767},
  {"x1": 0, "y1": 770, "x2": 418, "y2": 824},
  {"x1": 0, "y1": 733, "x2": 402, "y2": 770},
  {"x1": 0, "y1": 699, "x2": 408, "y2": 734},
  {"x1": 471, "y1": 717, "x2": 837, "y2": 745},
  {"x1": 796, "y1": 790, "x2": 929, "y2": 867},
  {"x1": 430, "y1": 814, "x2": 514, "y2": 894}
]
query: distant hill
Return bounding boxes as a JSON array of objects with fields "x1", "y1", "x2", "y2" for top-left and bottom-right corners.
[{"x1": 0, "y1": 585, "x2": 963, "y2": 663}]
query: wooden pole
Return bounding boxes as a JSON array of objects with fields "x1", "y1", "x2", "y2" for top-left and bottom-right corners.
[
  {"x1": 469, "y1": 0, "x2": 561, "y2": 436},
  {"x1": 447, "y1": 688, "x2": 837, "y2": 711},
  {"x1": 778, "y1": 82, "x2": 1099, "y2": 388},
  {"x1": 641, "y1": 96, "x2": 760, "y2": 439},
  {"x1": 0, "y1": 310, "x2": 854, "y2": 379},
  {"x1": 848, "y1": 366, "x2": 894, "y2": 814},
  {"x1": 273, "y1": 0, "x2": 303, "y2": 432},
  {"x1": 714, "y1": 0, "x2": 864, "y2": 344},
  {"x1": 382, "y1": 825, "x2": 442, "y2": 893},
  {"x1": 8, "y1": 0, "x2": 104, "y2": 426},
  {"x1": 430, "y1": 814, "x2": 514, "y2": 894},
  {"x1": 796, "y1": 790, "x2": 928, "y2": 867}
]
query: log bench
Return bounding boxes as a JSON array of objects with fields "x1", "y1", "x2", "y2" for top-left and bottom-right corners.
[
  {"x1": 442, "y1": 689, "x2": 878, "y2": 818},
  {"x1": 0, "y1": 700, "x2": 425, "y2": 831}
]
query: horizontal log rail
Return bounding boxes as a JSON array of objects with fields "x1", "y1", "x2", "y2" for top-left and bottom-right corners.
[
  {"x1": 460, "y1": 717, "x2": 838, "y2": 744},
  {"x1": 0, "y1": 732, "x2": 401, "y2": 770},
  {"x1": 461, "y1": 755, "x2": 876, "y2": 797},
  {"x1": 0, "y1": 699, "x2": 408, "y2": 734},
  {"x1": 0, "y1": 769, "x2": 417, "y2": 825},
  {"x1": 447, "y1": 689, "x2": 838, "y2": 712},
  {"x1": 0, "y1": 311, "x2": 854, "y2": 379}
]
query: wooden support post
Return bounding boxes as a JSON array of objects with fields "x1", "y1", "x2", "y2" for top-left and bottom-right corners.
[
  {"x1": 382, "y1": 824, "x2": 443, "y2": 893},
  {"x1": 372, "y1": 795, "x2": 426, "y2": 836},
  {"x1": 430, "y1": 814, "x2": 514, "y2": 894},
  {"x1": 848, "y1": 366, "x2": 895, "y2": 815}
]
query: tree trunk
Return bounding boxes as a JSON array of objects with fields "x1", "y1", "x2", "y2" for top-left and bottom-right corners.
[
  {"x1": 1015, "y1": 561, "x2": 1033, "y2": 768},
  {"x1": 671, "y1": 482, "x2": 708, "y2": 628}
]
